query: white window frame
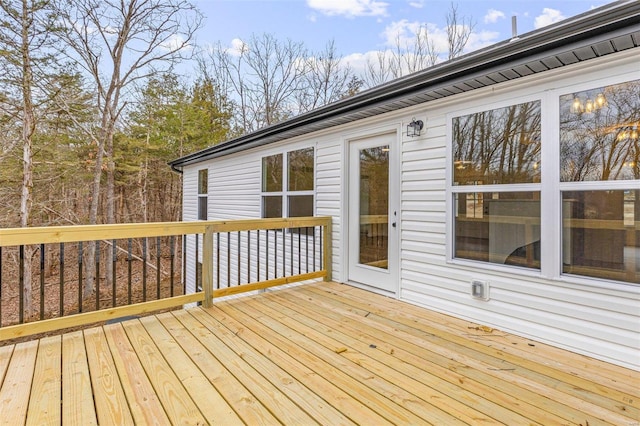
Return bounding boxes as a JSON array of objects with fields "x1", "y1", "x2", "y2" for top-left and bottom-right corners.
[
  {"x1": 260, "y1": 147, "x2": 315, "y2": 219},
  {"x1": 197, "y1": 168, "x2": 208, "y2": 221},
  {"x1": 445, "y1": 70, "x2": 640, "y2": 288},
  {"x1": 446, "y1": 94, "x2": 544, "y2": 278}
]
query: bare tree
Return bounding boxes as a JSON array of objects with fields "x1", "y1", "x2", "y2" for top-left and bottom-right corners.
[
  {"x1": 0, "y1": 0, "x2": 58, "y2": 316},
  {"x1": 364, "y1": 3, "x2": 475, "y2": 88},
  {"x1": 296, "y1": 40, "x2": 353, "y2": 113},
  {"x1": 204, "y1": 33, "x2": 309, "y2": 133},
  {"x1": 55, "y1": 0, "x2": 202, "y2": 296}
]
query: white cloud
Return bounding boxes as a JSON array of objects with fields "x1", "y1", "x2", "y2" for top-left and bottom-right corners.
[
  {"x1": 160, "y1": 34, "x2": 191, "y2": 52},
  {"x1": 379, "y1": 19, "x2": 499, "y2": 54},
  {"x1": 484, "y1": 9, "x2": 505, "y2": 24},
  {"x1": 229, "y1": 38, "x2": 248, "y2": 56},
  {"x1": 534, "y1": 8, "x2": 566, "y2": 29},
  {"x1": 408, "y1": 0, "x2": 425, "y2": 8},
  {"x1": 306, "y1": 0, "x2": 388, "y2": 18}
]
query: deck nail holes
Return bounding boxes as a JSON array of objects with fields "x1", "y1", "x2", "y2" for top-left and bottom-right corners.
[{"x1": 369, "y1": 344, "x2": 377, "y2": 349}]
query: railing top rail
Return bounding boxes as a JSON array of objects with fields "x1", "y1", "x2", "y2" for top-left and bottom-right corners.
[{"x1": 0, "y1": 216, "x2": 332, "y2": 247}]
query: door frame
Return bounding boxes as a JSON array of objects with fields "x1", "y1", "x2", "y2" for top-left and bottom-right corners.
[{"x1": 341, "y1": 126, "x2": 401, "y2": 296}]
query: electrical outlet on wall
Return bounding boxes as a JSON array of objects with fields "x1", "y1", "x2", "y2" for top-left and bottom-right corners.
[{"x1": 471, "y1": 280, "x2": 490, "y2": 301}]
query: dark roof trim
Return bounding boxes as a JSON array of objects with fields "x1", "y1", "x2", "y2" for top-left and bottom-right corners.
[{"x1": 170, "y1": 0, "x2": 640, "y2": 169}]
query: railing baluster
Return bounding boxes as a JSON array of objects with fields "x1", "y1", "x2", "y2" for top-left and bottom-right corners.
[
  {"x1": 182, "y1": 235, "x2": 187, "y2": 295},
  {"x1": 305, "y1": 227, "x2": 309, "y2": 273},
  {"x1": 112, "y1": 239, "x2": 117, "y2": 307},
  {"x1": 290, "y1": 229, "x2": 294, "y2": 276},
  {"x1": 282, "y1": 227, "x2": 286, "y2": 278},
  {"x1": 274, "y1": 229, "x2": 277, "y2": 279},
  {"x1": 320, "y1": 226, "x2": 323, "y2": 272},
  {"x1": 40, "y1": 244, "x2": 45, "y2": 320},
  {"x1": 237, "y1": 231, "x2": 241, "y2": 286},
  {"x1": 60, "y1": 243, "x2": 64, "y2": 317},
  {"x1": 127, "y1": 238, "x2": 132, "y2": 305},
  {"x1": 156, "y1": 236, "x2": 161, "y2": 300},
  {"x1": 298, "y1": 229, "x2": 301, "y2": 275},
  {"x1": 78, "y1": 241, "x2": 83, "y2": 313},
  {"x1": 195, "y1": 233, "x2": 199, "y2": 293},
  {"x1": 257, "y1": 230, "x2": 261, "y2": 282},
  {"x1": 95, "y1": 242, "x2": 100, "y2": 311},
  {"x1": 216, "y1": 232, "x2": 220, "y2": 290},
  {"x1": 142, "y1": 238, "x2": 147, "y2": 302},
  {"x1": 170, "y1": 235, "x2": 175, "y2": 297},
  {"x1": 266, "y1": 230, "x2": 269, "y2": 279},
  {"x1": 19, "y1": 245, "x2": 24, "y2": 323},
  {"x1": 227, "y1": 233, "x2": 231, "y2": 287},
  {"x1": 247, "y1": 230, "x2": 251, "y2": 283}
]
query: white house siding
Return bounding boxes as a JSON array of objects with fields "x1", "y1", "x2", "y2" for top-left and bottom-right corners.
[
  {"x1": 180, "y1": 50, "x2": 639, "y2": 369},
  {"x1": 397, "y1": 53, "x2": 640, "y2": 370},
  {"x1": 315, "y1": 138, "x2": 343, "y2": 280},
  {"x1": 182, "y1": 167, "x2": 199, "y2": 295},
  {"x1": 182, "y1": 139, "x2": 334, "y2": 296}
]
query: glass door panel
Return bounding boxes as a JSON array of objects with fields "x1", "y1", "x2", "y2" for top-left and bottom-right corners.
[{"x1": 358, "y1": 145, "x2": 389, "y2": 269}]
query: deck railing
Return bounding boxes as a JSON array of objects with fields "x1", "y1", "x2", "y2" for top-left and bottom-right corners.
[{"x1": 0, "y1": 216, "x2": 332, "y2": 341}]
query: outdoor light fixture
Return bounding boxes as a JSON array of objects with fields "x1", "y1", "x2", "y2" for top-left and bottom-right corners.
[{"x1": 407, "y1": 118, "x2": 424, "y2": 137}]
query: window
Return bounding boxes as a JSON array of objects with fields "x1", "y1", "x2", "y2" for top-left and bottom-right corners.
[
  {"x1": 452, "y1": 101, "x2": 542, "y2": 270},
  {"x1": 261, "y1": 148, "x2": 314, "y2": 221},
  {"x1": 261, "y1": 154, "x2": 283, "y2": 218},
  {"x1": 449, "y1": 79, "x2": 639, "y2": 284},
  {"x1": 560, "y1": 80, "x2": 639, "y2": 283},
  {"x1": 198, "y1": 169, "x2": 208, "y2": 220}
]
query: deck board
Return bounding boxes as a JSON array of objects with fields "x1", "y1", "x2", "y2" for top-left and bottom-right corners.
[
  {"x1": 0, "y1": 340, "x2": 37, "y2": 426},
  {"x1": 62, "y1": 331, "x2": 97, "y2": 425},
  {"x1": 139, "y1": 314, "x2": 243, "y2": 423},
  {"x1": 27, "y1": 336, "x2": 62, "y2": 426},
  {"x1": 0, "y1": 281, "x2": 638, "y2": 425},
  {"x1": 304, "y1": 283, "x2": 640, "y2": 423},
  {"x1": 83, "y1": 327, "x2": 134, "y2": 426},
  {"x1": 260, "y1": 289, "x2": 545, "y2": 425}
]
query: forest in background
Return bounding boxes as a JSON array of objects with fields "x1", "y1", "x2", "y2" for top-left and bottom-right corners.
[
  {"x1": 1, "y1": 0, "x2": 473, "y2": 229},
  {"x1": 0, "y1": 0, "x2": 473, "y2": 314}
]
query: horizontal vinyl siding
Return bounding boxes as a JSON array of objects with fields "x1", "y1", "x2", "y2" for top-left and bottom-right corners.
[
  {"x1": 316, "y1": 140, "x2": 343, "y2": 280},
  {"x1": 210, "y1": 154, "x2": 261, "y2": 220},
  {"x1": 182, "y1": 167, "x2": 199, "y2": 222},
  {"x1": 397, "y1": 59, "x2": 640, "y2": 370}
]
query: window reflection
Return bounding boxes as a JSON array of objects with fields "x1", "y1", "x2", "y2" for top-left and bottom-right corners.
[
  {"x1": 359, "y1": 146, "x2": 389, "y2": 269},
  {"x1": 262, "y1": 195, "x2": 282, "y2": 218},
  {"x1": 455, "y1": 192, "x2": 541, "y2": 269},
  {"x1": 288, "y1": 148, "x2": 314, "y2": 191},
  {"x1": 560, "y1": 80, "x2": 640, "y2": 182},
  {"x1": 262, "y1": 154, "x2": 283, "y2": 192},
  {"x1": 453, "y1": 101, "x2": 541, "y2": 185},
  {"x1": 563, "y1": 190, "x2": 639, "y2": 283}
]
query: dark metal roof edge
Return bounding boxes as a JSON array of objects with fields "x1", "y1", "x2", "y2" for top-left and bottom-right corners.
[{"x1": 169, "y1": 0, "x2": 640, "y2": 169}]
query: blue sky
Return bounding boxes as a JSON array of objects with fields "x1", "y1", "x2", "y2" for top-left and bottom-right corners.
[{"x1": 193, "y1": 0, "x2": 613, "y2": 73}]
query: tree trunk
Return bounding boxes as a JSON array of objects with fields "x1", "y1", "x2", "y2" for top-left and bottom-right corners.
[{"x1": 19, "y1": 0, "x2": 35, "y2": 317}]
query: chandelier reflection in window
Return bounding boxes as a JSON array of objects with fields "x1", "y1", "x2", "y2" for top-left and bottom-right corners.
[
  {"x1": 571, "y1": 92, "x2": 606, "y2": 113},
  {"x1": 616, "y1": 124, "x2": 639, "y2": 141}
]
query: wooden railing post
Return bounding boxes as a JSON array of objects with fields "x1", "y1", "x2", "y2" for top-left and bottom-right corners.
[
  {"x1": 323, "y1": 218, "x2": 332, "y2": 282},
  {"x1": 202, "y1": 225, "x2": 214, "y2": 308}
]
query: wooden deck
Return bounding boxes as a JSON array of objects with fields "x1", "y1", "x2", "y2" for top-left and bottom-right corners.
[{"x1": 1, "y1": 282, "x2": 638, "y2": 425}]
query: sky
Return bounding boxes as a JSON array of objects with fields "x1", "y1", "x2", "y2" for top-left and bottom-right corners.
[{"x1": 192, "y1": 0, "x2": 615, "y2": 75}]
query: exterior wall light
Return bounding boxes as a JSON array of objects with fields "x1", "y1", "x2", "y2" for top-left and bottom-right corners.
[{"x1": 407, "y1": 118, "x2": 424, "y2": 137}]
